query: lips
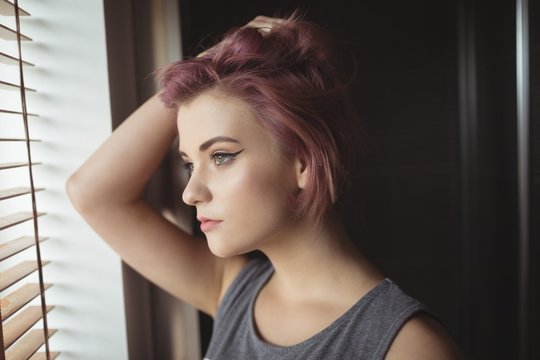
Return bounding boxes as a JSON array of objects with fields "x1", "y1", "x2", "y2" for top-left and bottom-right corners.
[{"x1": 197, "y1": 216, "x2": 222, "y2": 232}]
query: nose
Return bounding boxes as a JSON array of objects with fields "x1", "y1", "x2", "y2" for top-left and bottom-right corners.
[{"x1": 182, "y1": 168, "x2": 212, "y2": 206}]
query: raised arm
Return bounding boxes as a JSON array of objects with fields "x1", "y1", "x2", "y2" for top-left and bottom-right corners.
[
  {"x1": 67, "y1": 15, "x2": 288, "y2": 316},
  {"x1": 66, "y1": 94, "x2": 245, "y2": 316}
]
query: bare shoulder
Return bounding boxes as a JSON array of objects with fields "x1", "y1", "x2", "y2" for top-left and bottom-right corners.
[{"x1": 385, "y1": 312, "x2": 464, "y2": 360}]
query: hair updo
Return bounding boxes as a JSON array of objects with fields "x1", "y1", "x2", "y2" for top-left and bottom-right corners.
[{"x1": 159, "y1": 14, "x2": 359, "y2": 224}]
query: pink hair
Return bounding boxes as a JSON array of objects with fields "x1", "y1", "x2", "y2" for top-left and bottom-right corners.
[{"x1": 158, "y1": 16, "x2": 358, "y2": 224}]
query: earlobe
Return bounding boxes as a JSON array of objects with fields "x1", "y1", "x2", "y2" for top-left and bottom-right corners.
[{"x1": 295, "y1": 157, "x2": 308, "y2": 189}]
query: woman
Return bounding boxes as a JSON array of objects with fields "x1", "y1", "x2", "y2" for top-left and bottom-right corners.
[{"x1": 67, "y1": 14, "x2": 463, "y2": 359}]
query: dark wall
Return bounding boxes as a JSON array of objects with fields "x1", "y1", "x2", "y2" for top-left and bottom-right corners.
[
  {"x1": 179, "y1": 0, "x2": 535, "y2": 359},
  {"x1": 530, "y1": 0, "x2": 540, "y2": 359}
]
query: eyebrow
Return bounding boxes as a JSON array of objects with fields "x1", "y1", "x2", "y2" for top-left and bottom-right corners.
[{"x1": 178, "y1": 136, "x2": 240, "y2": 157}]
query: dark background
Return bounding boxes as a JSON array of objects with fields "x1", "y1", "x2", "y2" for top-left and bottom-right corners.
[{"x1": 104, "y1": 0, "x2": 539, "y2": 359}]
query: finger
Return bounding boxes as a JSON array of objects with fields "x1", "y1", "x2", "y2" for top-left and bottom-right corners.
[
  {"x1": 244, "y1": 16, "x2": 286, "y2": 29},
  {"x1": 195, "y1": 49, "x2": 209, "y2": 58},
  {"x1": 253, "y1": 15, "x2": 286, "y2": 24},
  {"x1": 244, "y1": 20, "x2": 273, "y2": 28}
]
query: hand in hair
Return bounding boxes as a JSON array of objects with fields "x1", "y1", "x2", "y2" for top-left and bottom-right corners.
[
  {"x1": 242, "y1": 15, "x2": 286, "y2": 34},
  {"x1": 196, "y1": 15, "x2": 285, "y2": 58}
]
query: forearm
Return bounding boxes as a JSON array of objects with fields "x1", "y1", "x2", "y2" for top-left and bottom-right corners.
[{"x1": 67, "y1": 93, "x2": 178, "y2": 211}]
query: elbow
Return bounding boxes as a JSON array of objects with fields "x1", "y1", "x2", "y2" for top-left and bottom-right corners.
[
  {"x1": 66, "y1": 170, "x2": 135, "y2": 215},
  {"x1": 65, "y1": 171, "x2": 92, "y2": 214}
]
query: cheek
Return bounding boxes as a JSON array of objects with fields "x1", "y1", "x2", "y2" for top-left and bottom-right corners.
[
  {"x1": 204, "y1": 160, "x2": 297, "y2": 257},
  {"x1": 214, "y1": 162, "x2": 296, "y2": 221}
]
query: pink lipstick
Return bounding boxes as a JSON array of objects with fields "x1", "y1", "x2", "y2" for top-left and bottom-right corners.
[{"x1": 198, "y1": 217, "x2": 222, "y2": 232}]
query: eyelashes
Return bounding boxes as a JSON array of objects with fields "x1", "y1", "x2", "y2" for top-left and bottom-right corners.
[
  {"x1": 212, "y1": 149, "x2": 244, "y2": 166},
  {"x1": 183, "y1": 162, "x2": 194, "y2": 174},
  {"x1": 182, "y1": 149, "x2": 244, "y2": 175}
]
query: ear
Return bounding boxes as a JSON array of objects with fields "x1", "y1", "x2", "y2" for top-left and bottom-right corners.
[{"x1": 295, "y1": 156, "x2": 308, "y2": 189}]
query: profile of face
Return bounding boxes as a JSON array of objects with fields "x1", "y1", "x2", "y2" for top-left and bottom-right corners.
[{"x1": 177, "y1": 89, "x2": 307, "y2": 257}]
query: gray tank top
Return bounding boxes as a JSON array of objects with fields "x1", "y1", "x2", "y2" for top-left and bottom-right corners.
[{"x1": 204, "y1": 257, "x2": 430, "y2": 360}]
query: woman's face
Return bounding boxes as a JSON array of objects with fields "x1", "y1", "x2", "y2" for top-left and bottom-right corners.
[{"x1": 177, "y1": 89, "x2": 302, "y2": 257}]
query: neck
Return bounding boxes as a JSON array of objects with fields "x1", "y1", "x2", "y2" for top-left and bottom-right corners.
[{"x1": 258, "y1": 210, "x2": 383, "y2": 302}]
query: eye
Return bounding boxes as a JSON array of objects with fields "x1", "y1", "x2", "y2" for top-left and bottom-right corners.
[
  {"x1": 183, "y1": 162, "x2": 194, "y2": 175},
  {"x1": 212, "y1": 149, "x2": 244, "y2": 166},
  {"x1": 213, "y1": 153, "x2": 233, "y2": 166}
]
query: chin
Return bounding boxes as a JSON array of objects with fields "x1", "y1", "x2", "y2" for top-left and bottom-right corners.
[
  {"x1": 204, "y1": 219, "x2": 284, "y2": 258},
  {"x1": 206, "y1": 236, "x2": 243, "y2": 258}
]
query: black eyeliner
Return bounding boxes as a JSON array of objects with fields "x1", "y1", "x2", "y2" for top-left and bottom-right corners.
[{"x1": 212, "y1": 149, "x2": 245, "y2": 166}]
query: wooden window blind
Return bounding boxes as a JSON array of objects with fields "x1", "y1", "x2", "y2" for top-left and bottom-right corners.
[{"x1": 0, "y1": 0, "x2": 58, "y2": 359}]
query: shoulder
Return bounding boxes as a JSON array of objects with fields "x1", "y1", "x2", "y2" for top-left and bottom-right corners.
[{"x1": 385, "y1": 312, "x2": 464, "y2": 360}]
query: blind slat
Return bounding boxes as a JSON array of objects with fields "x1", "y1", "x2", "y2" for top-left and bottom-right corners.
[
  {"x1": 2, "y1": 1, "x2": 57, "y2": 358},
  {"x1": 0, "y1": 212, "x2": 45, "y2": 231},
  {"x1": 0, "y1": 163, "x2": 42, "y2": 171},
  {"x1": 0, "y1": 24, "x2": 31, "y2": 41},
  {"x1": 0, "y1": 109, "x2": 38, "y2": 117},
  {"x1": 0, "y1": 236, "x2": 48, "y2": 261},
  {"x1": 0, "y1": 283, "x2": 53, "y2": 320},
  {"x1": 0, "y1": 51, "x2": 33, "y2": 66},
  {"x1": 28, "y1": 352, "x2": 59, "y2": 360},
  {"x1": 5, "y1": 329, "x2": 56, "y2": 360},
  {"x1": 0, "y1": 80, "x2": 36, "y2": 92},
  {"x1": 0, "y1": 0, "x2": 29, "y2": 16},
  {"x1": 0, "y1": 188, "x2": 44, "y2": 201},
  {"x1": 3, "y1": 306, "x2": 53, "y2": 348},
  {"x1": 0, "y1": 261, "x2": 50, "y2": 292}
]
